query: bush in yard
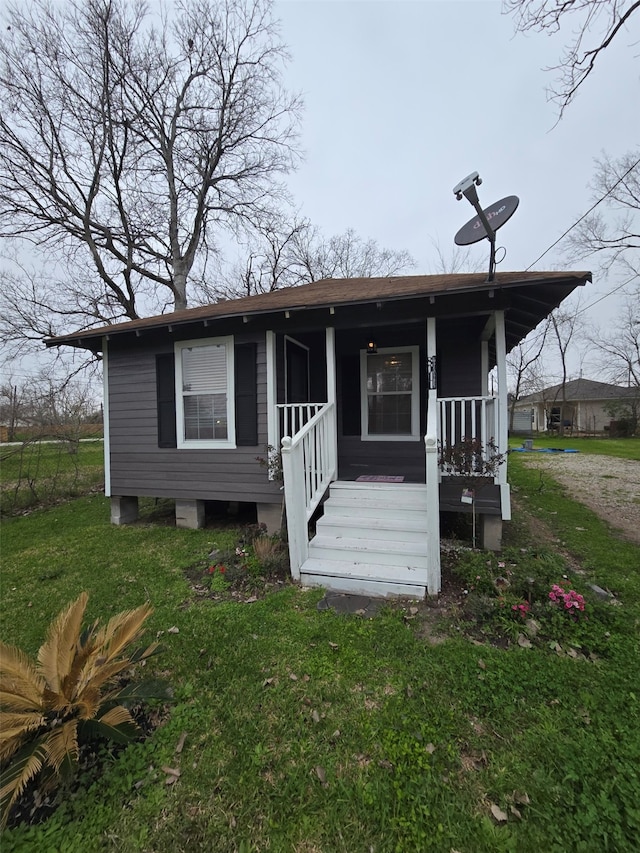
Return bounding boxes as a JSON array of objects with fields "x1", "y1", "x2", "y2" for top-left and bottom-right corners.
[
  {"x1": 447, "y1": 547, "x2": 614, "y2": 650},
  {"x1": 0, "y1": 592, "x2": 167, "y2": 828}
]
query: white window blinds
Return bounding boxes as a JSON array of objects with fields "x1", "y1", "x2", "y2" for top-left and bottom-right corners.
[{"x1": 181, "y1": 344, "x2": 227, "y2": 393}]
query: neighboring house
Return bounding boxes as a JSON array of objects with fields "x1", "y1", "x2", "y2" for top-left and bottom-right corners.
[
  {"x1": 513, "y1": 378, "x2": 637, "y2": 434},
  {"x1": 47, "y1": 270, "x2": 590, "y2": 598}
]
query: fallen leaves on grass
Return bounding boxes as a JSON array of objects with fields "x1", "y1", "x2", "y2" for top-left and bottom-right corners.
[
  {"x1": 162, "y1": 766, "x2": 181, "y2": 785},
  {"x1": 490, "y1": 803, "x2": 508, "y2": 822},
  {"x1": 314, "y1": 766, "x2": 327, "y2": 786}
]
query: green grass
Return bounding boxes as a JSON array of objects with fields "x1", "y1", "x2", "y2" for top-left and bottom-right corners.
[
  {"x1": 1, "y1": 455, "x2": 640, "y2": 851},
  {"x1": 0, "y1": 440, "x2": 104, "y2": 515},
  {"x1": 509, "y1": 435, "x2": 640, "y2": 460}
]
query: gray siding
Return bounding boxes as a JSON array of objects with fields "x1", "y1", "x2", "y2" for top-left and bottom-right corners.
[
  {"x1": 436, "y1": 317, "x2": 484, "y2": 398},
  {"x1": 338, "y1": 437, "x2": 426, "y2": 482},
  {"x1": 108, "y1": 333, "x2": 282, "y2": 504}
]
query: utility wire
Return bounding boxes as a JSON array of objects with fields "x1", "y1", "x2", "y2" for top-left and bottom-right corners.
[
  {"x1": 574, "y1": 272, "x2": 639, "y2": 317},
  {"x1": 526, "y1": 155, "x2": 640, "y2": 270}
]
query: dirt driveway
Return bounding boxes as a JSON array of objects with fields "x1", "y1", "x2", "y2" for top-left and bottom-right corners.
[{"x1": 518, "y1": 452, "x2": 640, "y2": 544}]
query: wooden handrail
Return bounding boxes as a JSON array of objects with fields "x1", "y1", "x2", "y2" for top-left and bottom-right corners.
[{"x1": 280, "y1": 402, "x2": 336, "y2": 578}]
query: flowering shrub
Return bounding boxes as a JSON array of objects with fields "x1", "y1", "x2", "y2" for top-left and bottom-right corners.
[
  {"x1": 207, "y1": 563, "x2": 230, "y2": 592},
  {"x1": 548, "y1": 584, "x2": 585, "y2": 615},
  {"x1": 438, "y1": 436, "x2": 505, "y2": 478},
  {"x1": 511, "y1": 601, "x2": 531, "y2": 618}
]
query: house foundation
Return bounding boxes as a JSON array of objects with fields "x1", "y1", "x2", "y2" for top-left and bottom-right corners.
[
  {"x1": 111, "y1": 495, "x2": 139, "y2": 525},
  {"x1": 257, "y1": 502, "x2": 283, "y2": 535},
  {"x1": 176, "y1": 498, "x2": 205, "y2": 529},
  {"x1": 480, "y1": 514, "x2": 503, "y2": 551}
]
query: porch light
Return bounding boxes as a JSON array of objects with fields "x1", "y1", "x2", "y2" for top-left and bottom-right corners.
[{"x1": 366, "y1": 340, "x2": 377, "y2": 354}]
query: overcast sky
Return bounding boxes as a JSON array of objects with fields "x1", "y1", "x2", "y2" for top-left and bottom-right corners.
[
  {"x1": 4, "y1": 0, "x2": 638, "y2": 386},
  {"x1": 273, "y1": 0, "x2": 639, "y2": 377}
]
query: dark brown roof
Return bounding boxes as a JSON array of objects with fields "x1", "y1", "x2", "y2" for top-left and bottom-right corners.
[{"x1": 45, "y1": 270, "x2": 591, "y2": 349}]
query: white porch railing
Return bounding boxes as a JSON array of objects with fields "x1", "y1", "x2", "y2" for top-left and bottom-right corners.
[
  {"x1": 437, "y1": 396, "x2": 505, "y2": 480},
  {"x1": 277, "y1": 403, "x2": 325, "y2": 451},
  {"x1": 280, "y1": 402, "x2": 337, "y2": 579}
]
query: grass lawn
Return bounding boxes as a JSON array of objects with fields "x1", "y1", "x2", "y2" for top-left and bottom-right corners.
[
  {"x1": 1, "y1": 454, "x2": 639, "y2": 851},
  {"x1": 509, "y1": 435, "x2": 640, "y2": 461},
  {"x1": 0, "y1": 440, "x2": 105, "y2": 515}
]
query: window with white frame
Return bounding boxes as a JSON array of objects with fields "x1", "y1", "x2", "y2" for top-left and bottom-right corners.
[
  {"x1": 175, "y1": 338, "x2": 235, "y2": 448},
  {"x1": 360, "y1": 346, "x2": 420, "y2": 441}
]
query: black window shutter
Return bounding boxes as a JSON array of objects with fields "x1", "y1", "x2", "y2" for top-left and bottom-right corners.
[
  {"x1": 156, "y1": 353, "x2": 177, "y2": 448},
  {"x1": 235, "y1": 343, "x2": 258, "y2": 446},
  {"x1": 341, "y1": 354, "x2": 361, "y2": 435}
]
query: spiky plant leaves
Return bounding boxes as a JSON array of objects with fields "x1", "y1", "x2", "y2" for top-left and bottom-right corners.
[
  {"x1": 0, "y1": 644, "x2": 44, "y2": 708},
  {"x1": 0, "y1": 714, "x2": 45, "y2": 761},
  {"x1": 0, "y1": 742, "x2": 47, "y2": 827},
  {"x1": 79, "y1": 716, "x2": 139, "y2": 746},
  {"x1": 43, "y1": 722, "x2": 79, "y2": 776},
  {"x1": 93, "y1": 604, "x2": 154, "y2": 663},
  {"x1": 109, "y1": 678, "x2": 174, "y2": 703},
  {"x1": 0, "y1": 593, "x2": 162, "y2": 828},
  {"x1": 37, "y1": 592, "x2": 89, "y2": 696}
]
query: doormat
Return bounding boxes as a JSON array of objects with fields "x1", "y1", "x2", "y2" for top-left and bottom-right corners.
[{"x1": 356, "y1": 475, "x2": 405, "y2": 482}]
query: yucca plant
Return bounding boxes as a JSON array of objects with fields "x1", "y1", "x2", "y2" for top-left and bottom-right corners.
[{"x1": 0, "y1": 592, "x2": 166, "y2": 828}]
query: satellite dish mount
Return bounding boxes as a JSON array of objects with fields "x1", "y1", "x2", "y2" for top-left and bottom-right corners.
[{"x1": 452, "y1": 172, "x2": 519, "y2": 282}]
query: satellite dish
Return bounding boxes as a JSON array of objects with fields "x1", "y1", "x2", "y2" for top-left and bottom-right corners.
[{"x1": 454, "y1": 195, "x2": 519, "y2": 246}]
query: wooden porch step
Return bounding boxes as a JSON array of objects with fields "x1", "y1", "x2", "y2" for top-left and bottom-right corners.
[
  {"x1": 328, "y1": 481, "x2": 428, "y2": 504},
  {"x1": 308, "y1": 535, "x2": 428, "y2": 568},
  {"x1": 300, "y1": 558, "x2": 427, "y2": 599},
  {"x1": 301, "y1": 480, "x2": 432, "y2": 599},
  {"x1": 315, "y1": 513, "x2": 427, "y2": 542},
  {"x1": 322, "y1": 482, "x2": 428, "y2": 524}
]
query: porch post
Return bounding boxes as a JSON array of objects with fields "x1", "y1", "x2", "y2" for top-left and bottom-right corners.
[
  {"x1": 425, "y1": 317, "x2": 441, "y2": 595},
  {"x1": 102, "y1": 337, "x2": 111, "y2": 497},
  {"x1": 325, "y1": 326, "x2": 338, "y2": 481},
  {"x1": 266, "y1": 330, "x2": 277, "y2": 460},
  {"x1": 495, "y1": 310, "x2": 511, "y2": 521},
  {"x1": 280, "y1": 436, "x2": 307, "y2": 579}
]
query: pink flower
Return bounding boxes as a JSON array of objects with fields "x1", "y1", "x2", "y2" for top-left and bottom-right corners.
[
  {"x1": 549, "y1": 584, "x2": 585, "y2": 614},
  {"x1": 512, "y1": 601, "x2": 530, "y2": 617}
]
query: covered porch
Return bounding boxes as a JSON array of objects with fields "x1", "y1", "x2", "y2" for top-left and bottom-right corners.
[{"x1": 270, "y1": 312, "x2": 510, "y2": 597}]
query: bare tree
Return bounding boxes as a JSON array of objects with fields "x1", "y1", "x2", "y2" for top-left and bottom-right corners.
[
  {"x1": 290, "y1": 225, "x2": 415, "y2": 282},
  {"x1": 548, "y1": 302, "x2": 586, "y2": 434},
  {"x1": 0, "y1": 0, "x2": 301, "y2": 329},
  {"x1": 566, "y1": 150, "x2": 640, "y2": 274},
  {"x1": 0, "y1": 381, "x2": 22, "y2": 443},
  {"x1": 592, "y1": 284, "x2": 640, "y2": 387},
  {"x1": 504, "y1": 0, "x2": 640, "y2": 116},
  {"x1": 206, "y1": 218, "x2": 415, "y2": 299},
  {"x1": 0, "y1": 373, "x2": 100, "y2": 443},
  {"x1": 507, "y1": 322, "x2": 549, "y2": 430},
  {"x1": 427, "y1": 238, "x2": 484, "y2": 275}
]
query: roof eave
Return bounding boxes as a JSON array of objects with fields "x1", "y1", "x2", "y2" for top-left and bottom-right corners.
[{"x1": 44, "y1": 270, "x2": 591, "y2": 349}]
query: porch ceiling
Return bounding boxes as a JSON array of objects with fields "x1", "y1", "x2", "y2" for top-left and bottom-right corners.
[{"x1": 45, "y1": 270, "x2": 590, "y2": 353}]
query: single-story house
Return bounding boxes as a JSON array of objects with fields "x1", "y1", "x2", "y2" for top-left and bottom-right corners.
[
  {"x1": 513, "y1": 378, "x2": 637, "y2": 434},
  {"x1": 47, "y1": 270, "x2": 590, "y2": 598}
]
